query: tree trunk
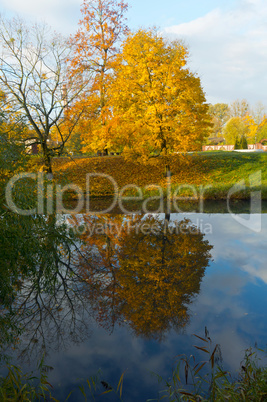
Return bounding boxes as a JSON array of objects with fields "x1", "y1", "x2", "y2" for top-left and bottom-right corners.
[
  {"x1": 41, "y1": 141, "x2": 53, "y2": 174},
  {"x1": 165, "y1": 164, "x2": 171, "y2": 177},
  {"x1": 160, "y1": 136, "x2": 171, "y2": 178}
]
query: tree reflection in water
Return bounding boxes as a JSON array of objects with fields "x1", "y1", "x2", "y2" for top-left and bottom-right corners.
[
  {"x1": 0, "y1": 212, "x2": 213, "y2": 362},
  {"x1": 72, "y1": 213, "x2": 213, "y2": 341},
  {"x1": 0, "y1": 213, "x2": 93, "y2": 362}
]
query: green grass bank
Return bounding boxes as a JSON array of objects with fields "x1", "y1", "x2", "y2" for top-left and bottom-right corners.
[{"x1": 49, "y1": 151, "x2": 267, "y2": 200}]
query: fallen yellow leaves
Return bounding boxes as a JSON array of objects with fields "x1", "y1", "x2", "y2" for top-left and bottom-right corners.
[{"x1": 51, "y1": 155, "x2": 210, "y2": 197}]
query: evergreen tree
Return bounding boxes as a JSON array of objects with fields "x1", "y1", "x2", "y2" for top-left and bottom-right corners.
[
  {"x1": 240, "y1": 136, "x2": 248, "y2": 149},
  {"x1": 234, "y1": 137, "x2": 240, "y2": 149}
]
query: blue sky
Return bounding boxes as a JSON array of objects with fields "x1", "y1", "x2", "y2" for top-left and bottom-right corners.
[
  {"x1": 127, "y1": 0, "x2": 236, "y2": 29},
  {"x1": 1, "y1": 0, "x2": 266, "y2": 108}
]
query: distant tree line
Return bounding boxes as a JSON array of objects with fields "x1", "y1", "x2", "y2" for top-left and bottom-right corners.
[{"x1": 207, "y1": 99, "x2": 267, "y2": 148}]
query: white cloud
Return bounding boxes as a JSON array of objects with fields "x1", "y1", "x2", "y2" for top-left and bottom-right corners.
[
  {"x1": 0, "y1": 0, "x2": 81, "y2": 35},
  {"x1": 171, "y1": 212, "x2": 267, "y2": 284},
  {"x1": 163, "y1": 0, "x2": 267, "y2": 106}
]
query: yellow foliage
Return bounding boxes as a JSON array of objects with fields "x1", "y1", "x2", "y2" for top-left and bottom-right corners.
[
  {"x1": 244, "y1": 114, "x2": 267, "y2": 143},
  {"x1": 69, "y1": 0, "x2": 129, "y2": 154},
  {"x1": 108, "y1": 29, "x2": 211, "y2": 159}
]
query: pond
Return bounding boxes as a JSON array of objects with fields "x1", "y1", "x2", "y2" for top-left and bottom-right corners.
[{"x1": 1, "y1": 207, "x2": 267, "y2": 401}]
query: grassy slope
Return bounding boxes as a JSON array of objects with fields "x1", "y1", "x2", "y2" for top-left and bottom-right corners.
[{"x1": 50, "y1": 151, "x2": 267, "y2": 199}]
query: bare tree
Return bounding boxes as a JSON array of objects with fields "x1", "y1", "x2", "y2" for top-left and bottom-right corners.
[
  {"x1": 229, "y1": 99, "x2": 250, "y2": 119},
  {"x1": 0, "y1": 16, "x2": 90, "y2": 173}
]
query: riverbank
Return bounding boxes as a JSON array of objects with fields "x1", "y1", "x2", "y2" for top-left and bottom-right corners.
[{"x1": 49, "y1": 151, "x2": 267, "y2": 200}]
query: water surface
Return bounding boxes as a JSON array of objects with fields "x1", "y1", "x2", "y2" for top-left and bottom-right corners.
[{"x1": 1, "y1": 211, "x2": 267, "y2": 401}]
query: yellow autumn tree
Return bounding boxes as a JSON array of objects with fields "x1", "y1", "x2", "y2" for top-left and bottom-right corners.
[
  {"x1": 69, "y1": 0, "x2": 129, "y2": 154},
  {"x1": 244, "y1": 115, "x2": 267, "y2": 144},
  {"x1": 223, "y1": 116, "x2": 248, "y2": 145},
  {"x1": 257, "y1": 117, "x2": 267, "y2": 142},
  {"x1": 244, "y1": 116, "x2": 259, "y2": 144},
  {"x1": 109, "y1": 29, "x2": 211, "y2": 164}
]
